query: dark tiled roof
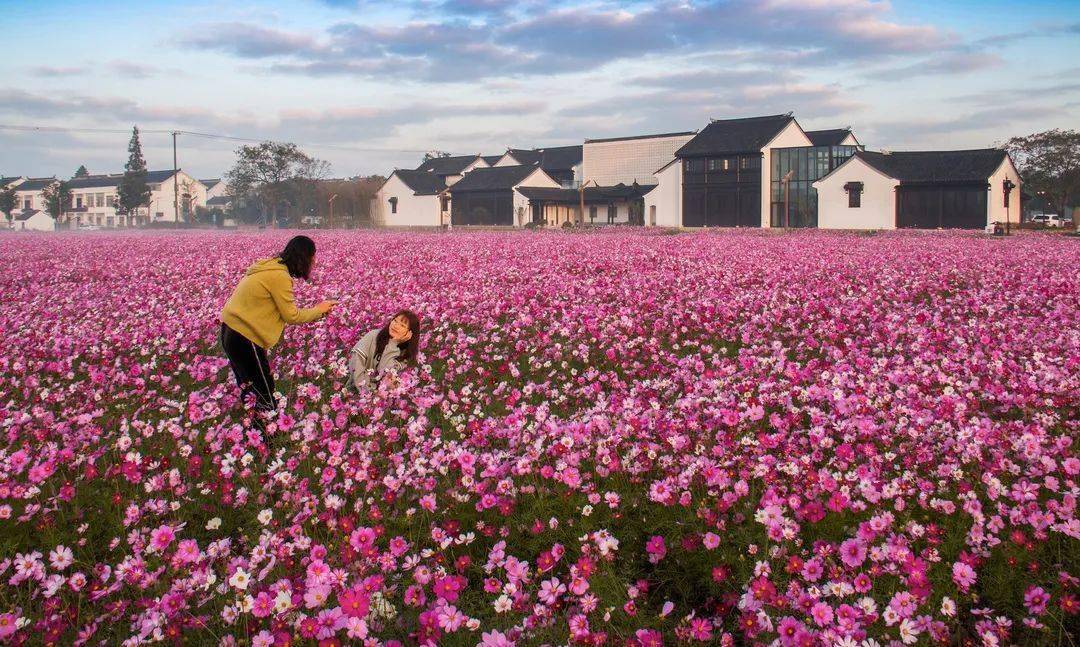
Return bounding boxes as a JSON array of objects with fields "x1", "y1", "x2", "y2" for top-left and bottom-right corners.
[
  {"x1": 207, "y1": 196, "x2": 232, "y2": 206},
  {"x1": 516, "y1": 183, "x2": 656, "y2": 203},
  {"x1": 415, "y1": 155, "x2": 480, "y2": 176},
  {"x1": 15, "y1": 209, "x2": 47, "y2": 221},
  {"x1": 538, "y1": 145, "x2": 583, "y2": 172},
  {"x1": 15, "y1": 177, "x2": 57, "y2": 191},
  {"x1": 855, "y1": 149, "x2": 1008, "y2": 185},
  {"x1": 67, "y1": 170, "x2": 179, "y2": 189},
  {"x1": 1, "y1": 176, "x2": 23, "y2": 186},
  {"x1": 481, "y1": 155, "x2": 502, "y2": 166},
  {"x1": 805, "y1": 128, "x2": 854, "y2": 146},
  {"x1": 393, "y1": 169, "x2": 447, "y2": 195},
  {"x1": 503, "y1": 149, "x2": 543, "y2": 166},
  {"x1": 201, "y1": 178, "x2": 221, "y2": 189},
  {"x1": 585, "y1": 131, "x2": 696, "y2": 144},
  {"x1": 448, "y1": 165, "x2": 540, "y2": 192},
  {"x1": 676, "y1": 114, "x2": 795, "y2": 157}
]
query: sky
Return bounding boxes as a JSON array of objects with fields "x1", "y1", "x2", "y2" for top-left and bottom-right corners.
[{"x1": 1, "y1": 0, "x2": 1078, "y2": 180}]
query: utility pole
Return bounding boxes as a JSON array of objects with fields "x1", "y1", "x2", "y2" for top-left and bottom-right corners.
[
  {"x1": 328, "y1": 193, "x2": 338, "y2": 229},
  {"x1": 172, "y1": 131, "x2": 180, "y2": 223}
]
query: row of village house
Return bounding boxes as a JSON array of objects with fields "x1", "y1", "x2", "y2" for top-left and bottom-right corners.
[
  {"x1": 0, "y1": 172, "x2": 232, "y2": 230},
  {"x1": 374, "y1": 112, "x2": 1023, "y2": 231}
]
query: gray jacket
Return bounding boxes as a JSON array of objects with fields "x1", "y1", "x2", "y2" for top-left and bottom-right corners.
[{"x1": 348, "y1": 329, "x2": 404, "y2": 390}]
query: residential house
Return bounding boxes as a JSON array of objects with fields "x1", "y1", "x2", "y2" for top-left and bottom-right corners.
[
  {"x1": 528, "y1": 132, "x2": 694, "y2": 226},
  {"x1": 14, "y1": 209, "x2": 54, "y2": 231},
  {"x1": 202, "y1": 179, "x2": 232, "y2": 214},
  {"x1": 648, "y1": 114, "x2": 861, "y2": 228},
  {"x1": 66, "y1": 170, "x2": 207, "y2": 227},
  {"x1": 372, "y1": 169, "x2": 450, "y2": 227},
  {"x1": 13, "y1": 178, "x2": 58, "y2": 213},
  {"x1": 448, "y1": 165, "x2": 561, "y2": 226},
  {"x1": 813, "y1": 149, "x2": 1021, "y2": 230},
  {"x1": 416, "y1": 155, "x2": 489, "y2": 187}
]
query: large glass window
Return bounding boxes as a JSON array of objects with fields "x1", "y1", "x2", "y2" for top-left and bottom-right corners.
[{"x1": 770, "y1": 145, "x2": 859, "y2": 228}]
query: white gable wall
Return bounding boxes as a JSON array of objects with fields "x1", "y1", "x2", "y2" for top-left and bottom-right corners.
[
  {"x1": 512, "y1": 168, "x2": 561, "y2": 226},
  {"x1": 645, "y1": 161, "x2": 682, "y2": 227},
  {"x1": 373, "y1": 174, "x2": 441, "y2": 227},
  {"x1": 814, "y1": 157, "x2": 899, "y2": 230},
  {"x1": 18, "y1": 210, "x2": 54, "y2": 231},
  {"x1": 760, "y1": 120, "x2": 814, "y2": 227},
  {"x1": 987, "y1": 156, "x2": 1022, "y2": 228}
]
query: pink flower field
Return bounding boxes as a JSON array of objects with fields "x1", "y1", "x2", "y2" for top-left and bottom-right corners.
[{"x1": 0, "y1": 229, "x2": 1077, "y2": 646}]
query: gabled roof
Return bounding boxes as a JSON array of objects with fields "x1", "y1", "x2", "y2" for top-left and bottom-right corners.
[
  {"x1": 481, "y1": 155, "x2": 503, "y2": 166},
  {"x1": 853, "y1": 149, "x2": 1009, "y2": 185},
  {"x1": 448, "y1": 165, "x2": 541, "y2": 192},
  {"x1": 15, "y1": 177, "x2": 58, "y2": 191},
  {"x1": 415, "y1": 155, "x2": 481, "y2": 176},
  {"x1": 1, "y1": 176, "x2": 24, "y2": 187},
  {"x1": 207, "y1": 196, "x2": 232, "y2": 206},
  {"x1": 201, "y1": 178, "x2": 222, "y2": 189},
  {"x1": 676, "y1": 114, "x2": 795, "y2": 157},
  {"x1": 538, "y1": 145, "x2": 583, "y2": 172},
  {"x1": 15, "y1": 209, "x2": 49, "y2": 221},
  {"x1": 503, "y1": 148, "x2": 543, "y2": 166},
  {"x1": 805, "y1": 128, "x2": 856, "y2": 147},
  {"x1": 392, "y1": 169, "x2": 447, "y2": 195}
]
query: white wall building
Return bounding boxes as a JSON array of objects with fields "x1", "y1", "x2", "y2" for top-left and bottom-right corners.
[
  {"x1": 582, "y1": 132, "x2": 695, "y2": 187},
  {"x1": 814, "y1": 149, "x2": 1022, "y2": 230},
  {"x1": 372, "y1": 169, "x2": 449, "y2": 227},
  {"x1": 7, "y1": 171, "x2": 206, "y2": 228},
  {"x1": 13, "y1": 209, "x2": 54, "y2": 231}
]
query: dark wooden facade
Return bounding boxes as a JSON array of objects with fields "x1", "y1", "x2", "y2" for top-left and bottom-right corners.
[
  {"x1": 896, "y1": 184, "x2": 988, "y2": 229},
  {"x1": 681, "y1": 154, "x2": 762, "y2": 227},
  {"x1": 451, "y1": 190, "x2": 515, "y2": 226}
]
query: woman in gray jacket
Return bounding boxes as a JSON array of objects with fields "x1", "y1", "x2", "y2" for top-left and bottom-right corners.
[{"x1": 349, "y1": 310, "x2": 421, "y2": 390}]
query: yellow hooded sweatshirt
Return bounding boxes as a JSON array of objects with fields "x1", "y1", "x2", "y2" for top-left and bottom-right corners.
[{"x1": 220, "y1": 258, "x2": 323, "y2": 349}]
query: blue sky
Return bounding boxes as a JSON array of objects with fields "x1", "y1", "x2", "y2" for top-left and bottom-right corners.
[{"x1": 1, "y1": 0, "x2": 1077, "y2": 179}]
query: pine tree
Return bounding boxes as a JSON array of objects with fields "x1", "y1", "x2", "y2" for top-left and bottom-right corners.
[
  {"x1": 74, "y1": 165, "x2": 89, "y2": 178},
  {"x1": 117, "y1": 126, "x2": 150, "y2": 219}
]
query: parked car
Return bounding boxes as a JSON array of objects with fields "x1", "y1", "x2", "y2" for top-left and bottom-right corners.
[{"x1": 1030, "y1": 214, "x2": 1066, "y2": 227}]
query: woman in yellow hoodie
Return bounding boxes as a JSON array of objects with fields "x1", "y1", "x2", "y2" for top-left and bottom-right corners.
[{"x1": 219, "y1": 235, "x2": 336, "y2": 412}]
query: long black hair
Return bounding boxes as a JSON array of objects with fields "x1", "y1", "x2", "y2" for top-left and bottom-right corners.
[
  {"x1": 375, "y1": 310, "x2": 421, "y2": 365},
  {"x1": 277, "y1": 235, "x2": 316, "y2": 280}
]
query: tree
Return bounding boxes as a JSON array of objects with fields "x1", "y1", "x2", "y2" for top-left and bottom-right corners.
[
  {"x1": 0, "y1": 185, "x2": 16, "y2": 228},
  {"x1": 225, "y1": 141, "x2": 328, "y2": 227},
  {"x1": 117, "y1": 126, "x2": 151, "y2": 221},
  {"x1": 1004, "y1": 129, "x2": 1080, "y2": 226},
  {"x1": 41, "y1": 181, "x2": 72, "y2": 226},
  {"x1": 422, "y1": 150, "x2": 453, "y2": 162},
  {"x1": 74, "y1": 165, "x2": 89, "y2": 178}
]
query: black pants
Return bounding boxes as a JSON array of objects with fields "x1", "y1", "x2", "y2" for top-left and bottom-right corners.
[{"x1": 220, "y1": 323, "x2": 277, "y2": 412}]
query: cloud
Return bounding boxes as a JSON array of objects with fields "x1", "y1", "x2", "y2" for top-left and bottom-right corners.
[
  {"x1": 974, "y1": 20, "x2": 1080, "y2": 46},
  {"x1": 178, "y1": 22, "x2": 319, "y2": 58},
  {"x1": 31, "y1": 65, "x2": 88, "y2": 77},
  {"x1": 108, "y1": 61, "x2": 164, "y2": 79},
  {"x1": 863, "y1": 51, "x2": 1003, "y2": 81},
  {"x1": 178, "y1": 0, "x2": 953, "y2": 81},
  {"x1": 868, "y1": 104, "x2": 1068, "y2": 146}
]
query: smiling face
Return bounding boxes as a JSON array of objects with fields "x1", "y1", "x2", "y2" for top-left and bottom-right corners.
[{"x1": 389, "y1": 314, "x2": 413, "y2": 342}]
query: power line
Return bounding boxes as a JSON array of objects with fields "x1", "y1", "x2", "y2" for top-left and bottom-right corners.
[{"x1": 0, "y1": 123, "x2": 429, "y2": 154}]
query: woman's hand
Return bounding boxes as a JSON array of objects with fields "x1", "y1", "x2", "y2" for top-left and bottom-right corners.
[{"x1": 314, "y1": 300, "x2": 338, "y2": 315}]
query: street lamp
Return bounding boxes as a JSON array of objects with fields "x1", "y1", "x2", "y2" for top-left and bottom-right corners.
[
  {"x1": 781, "y1": 170, "x2": 795, "y2": 229},
  {"x1": 328, "y1": 193, "x2": 339, "y2": 229}
]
